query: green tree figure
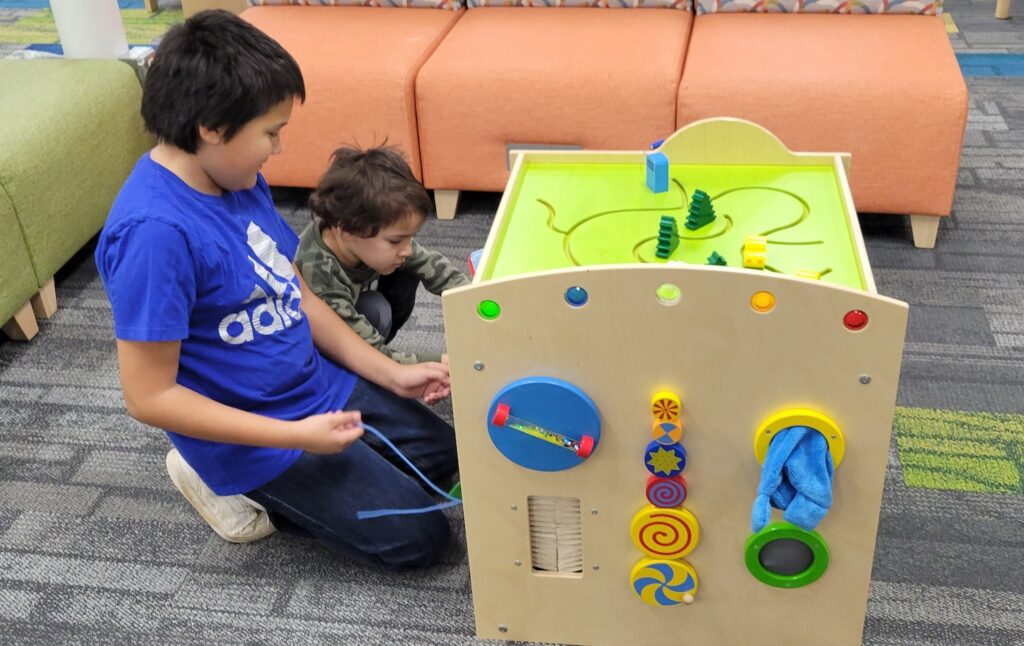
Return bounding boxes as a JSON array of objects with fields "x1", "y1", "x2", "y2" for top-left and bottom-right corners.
[
  {"x1": 656, "y1": 215, "x2": 679, "y2": 259},
  {"x1": 686, "y1": 189, "x2": 716, "y2": 231},
  {"x1": 706, "y1": 251, "x2": 727, "y2": 266}
]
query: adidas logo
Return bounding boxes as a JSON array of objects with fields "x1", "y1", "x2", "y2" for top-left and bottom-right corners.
[{"x1": 218, "y1": 222, "x2": 304, "y2": 345}]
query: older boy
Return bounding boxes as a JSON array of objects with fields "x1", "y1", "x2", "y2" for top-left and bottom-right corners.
[{"x1": 96, "y1": 10, "x2": 457, "y2": 569}]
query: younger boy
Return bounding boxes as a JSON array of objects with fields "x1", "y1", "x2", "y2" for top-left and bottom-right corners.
[
  {"x1": 96, "y1": 10, "x2": 457, "y2": 569},
  {"x1": 297, "y1": 146, "x2": 469, "y2": 364}
]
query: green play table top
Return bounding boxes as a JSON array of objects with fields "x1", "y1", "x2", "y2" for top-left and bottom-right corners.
[{"x1": 481, "y1": 161, "x2": 868, "y2": 291}]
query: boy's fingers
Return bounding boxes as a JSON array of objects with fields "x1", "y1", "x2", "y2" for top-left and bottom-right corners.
[
  {"x1": 326, "y1": 409, "x2": 361, "y2": 427},
  {"x1": 335, "y1": 425, "x2": 364, "y2": 441}
]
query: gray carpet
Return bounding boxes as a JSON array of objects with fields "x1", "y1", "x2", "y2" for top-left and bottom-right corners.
[{"x1": 2, "y1": 1, "x2": 1023, "y2": 644}]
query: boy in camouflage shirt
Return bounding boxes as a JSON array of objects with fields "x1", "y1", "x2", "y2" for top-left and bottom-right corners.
[{"x1": 296, "y1": 146, "x2": 469, "y2": 364}]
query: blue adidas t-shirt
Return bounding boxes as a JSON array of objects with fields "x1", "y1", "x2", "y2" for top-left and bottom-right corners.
[{"x1": 96, "y1": 153, "x2": 356, "y2": 495}]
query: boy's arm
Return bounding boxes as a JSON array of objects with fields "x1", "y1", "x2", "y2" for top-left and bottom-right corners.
[
  {"x1": 295, "y1": 266, "x2": 450, "y2": 402},
  {"x1": 116, "y1": 339, "x2": 363, "y2": 454},
  {"x1": 312, "y1": 280, "x2": 422, "y2": 365},
  {"x1": 404, "y1": 240, "x2": 470, "y2": 295}
]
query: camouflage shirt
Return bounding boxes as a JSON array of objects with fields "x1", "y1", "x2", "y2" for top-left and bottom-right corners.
[{"x1": 295, "y1": 219, "x2": 470, "y2": 364}]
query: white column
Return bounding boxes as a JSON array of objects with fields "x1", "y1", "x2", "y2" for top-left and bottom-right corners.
[{"x1": 49, "y1": 0, "x2": 130, "y2": 59}]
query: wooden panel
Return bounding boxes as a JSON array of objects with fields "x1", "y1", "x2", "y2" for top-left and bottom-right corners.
[{"x1": 444, "y1": 265, "x2": 907, "y2": 645}]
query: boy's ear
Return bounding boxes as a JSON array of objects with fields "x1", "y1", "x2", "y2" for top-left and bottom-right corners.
[{"x1": 198, "y1": 124, "x2": 226, "y2": 146}]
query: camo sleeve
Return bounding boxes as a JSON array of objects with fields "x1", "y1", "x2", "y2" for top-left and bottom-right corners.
[{"x1": 404, "y1": 240, "x2": 470, "y2": 295}]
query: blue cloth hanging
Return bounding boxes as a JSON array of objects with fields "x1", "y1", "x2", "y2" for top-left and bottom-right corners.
[{"x1": 751, "y1": 426, "x2": 834, "y2": 533}]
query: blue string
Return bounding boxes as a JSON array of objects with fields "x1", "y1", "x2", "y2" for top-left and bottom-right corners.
[{"x1": 356, "y1": 423, "x2": 463, "y2": 520}]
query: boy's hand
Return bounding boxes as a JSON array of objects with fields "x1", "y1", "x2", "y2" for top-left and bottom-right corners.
[
  {"x1": 292, "y1": 410, "x2": 363, "y2": 454},
  {"x1": 420, "y1": 379, "x2": 451, "y2": 406},
  {"x1": 391, "y1": 362, "x2": 451, "y2": 403}
]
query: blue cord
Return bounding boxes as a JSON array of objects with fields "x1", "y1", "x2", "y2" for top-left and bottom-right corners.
[{"x1": 356, "y1": 423, "x2": 463, "y2": 520}]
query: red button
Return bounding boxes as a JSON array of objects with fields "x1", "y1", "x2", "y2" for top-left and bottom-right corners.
[{"x1": 844, "y1": 310, "x2": 869, "y2": 331}]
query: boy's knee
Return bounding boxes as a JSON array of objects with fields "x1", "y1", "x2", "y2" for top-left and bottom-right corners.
[
  {"x1": 379, "y1": 512, "x2": 451, "y2": 570},
  {"x1": 354, "y1": 290, "x2": 393, "y2": 339}
]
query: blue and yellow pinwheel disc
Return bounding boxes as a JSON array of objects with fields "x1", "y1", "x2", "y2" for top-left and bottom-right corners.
[{"x1": 630, "y1": 557, "x2": 698, "y2": 607}]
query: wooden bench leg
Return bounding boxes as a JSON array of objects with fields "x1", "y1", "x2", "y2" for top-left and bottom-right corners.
[
  {"x1": 434, "y1": 189, "x2": 460, "y2": 221},
  {"x1": 30, "y1": 277, "x2": 57, "y2": 320},
  {"x1": 910, "y1": 214, "x2": 940, "y2": 249},
  {"x1": 2, "y1": 301, "x2": 39, "y2": 341},
  {"x1": 145, "y1": 0, "x2": 159, "y2": 13},
  {"x1": 995, "y1": 0, "x2": 1011, "y2": 19}
]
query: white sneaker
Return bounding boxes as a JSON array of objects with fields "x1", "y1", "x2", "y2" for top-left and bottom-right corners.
[{"x1": 165, "y1": 449, "x2": 275, "y2": 543}]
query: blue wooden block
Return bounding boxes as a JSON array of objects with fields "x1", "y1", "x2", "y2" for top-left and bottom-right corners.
[{"x1": 646, "y1": 152, "x2": 669, "y2": 193}]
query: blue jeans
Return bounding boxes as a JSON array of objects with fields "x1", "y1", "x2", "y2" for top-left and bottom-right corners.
[
  {"x1": 354, "y1": 269, "x2": 419, "y2": 343},
  {"x1": 246, "y1": 376, "x2": 458, "y2": 569}
]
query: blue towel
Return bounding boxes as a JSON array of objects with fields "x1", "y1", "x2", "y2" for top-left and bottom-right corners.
[{"x1": 751, "y1": 426, "x2": 834, "y2": 533}]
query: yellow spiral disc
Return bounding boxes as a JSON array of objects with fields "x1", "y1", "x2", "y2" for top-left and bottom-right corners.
[{"x1": 631, "y1": 504, "x2": 700, "y2": 559}]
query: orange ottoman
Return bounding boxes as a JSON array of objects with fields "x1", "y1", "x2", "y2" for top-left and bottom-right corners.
[
  {"x1": 677, "y1": 14, "x2": 967, "y2": 248},
  {"x1": 416, "y1": 7, "x2": 693, "y2": 218},
  {"x1": 243, "y1": 6, "x2": 463, "y2": 187}
]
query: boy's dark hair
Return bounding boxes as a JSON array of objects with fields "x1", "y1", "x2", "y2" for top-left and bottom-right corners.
[
  {"x1": 309, "y1": 146, "x2": 434, "y2": 237},
  {"x1": 142, "y1": 10, "x2": 305, "y2": 153}
]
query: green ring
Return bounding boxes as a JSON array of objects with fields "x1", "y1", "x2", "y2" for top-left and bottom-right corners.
[
  {"x1": 744, "y1": 521, "x2": 829, "y2": 588},
  {"x1": 477, "y1": 299, "x2": 501, "y2": 320}
]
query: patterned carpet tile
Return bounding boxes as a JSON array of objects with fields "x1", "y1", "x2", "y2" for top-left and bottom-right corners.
[{"x1": 894, "y1": 407, "x2": 1024, "y2": 494}]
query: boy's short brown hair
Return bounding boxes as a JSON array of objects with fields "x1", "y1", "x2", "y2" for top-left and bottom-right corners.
[
  {"x1": 142, "y1": 10, "x2": 304, "y2": 154},
  {"x1": 308, "y1": 146, "x2": 433, "y2": 237}
]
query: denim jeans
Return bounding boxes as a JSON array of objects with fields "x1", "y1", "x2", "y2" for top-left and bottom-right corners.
[
  {"x1": 354, "y1": 269, "x2": 420, "y2": 343},
  {"x1": 246, "y1": 376, "x2": 458, "y2": 569}
]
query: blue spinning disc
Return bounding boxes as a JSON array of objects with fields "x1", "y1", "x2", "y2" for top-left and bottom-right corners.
[{"x1": 487, "y1": 377, "x2": 601, "y2": 472}]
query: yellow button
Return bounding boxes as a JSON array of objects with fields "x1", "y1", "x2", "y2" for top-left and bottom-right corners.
[{"x1": 751, "y1": 291, "x2": 775, "y2": 313}]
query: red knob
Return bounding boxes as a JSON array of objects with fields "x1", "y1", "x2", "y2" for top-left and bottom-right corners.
[
  {"x1": 576, "y1": 435, "x2": 595, "y2": 458},
  {"x1": 492, "y1": 402, "x2": 510, "y2": 427}
]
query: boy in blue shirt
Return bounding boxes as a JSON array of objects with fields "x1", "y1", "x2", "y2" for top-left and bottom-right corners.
[{"x1": 96, "y1": 10, "x2": 457, "y2": 569}]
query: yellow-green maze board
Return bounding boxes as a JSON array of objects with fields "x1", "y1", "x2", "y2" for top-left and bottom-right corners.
[{"x1": 483, "y1": 162, "x2": 867, "y2": 291}]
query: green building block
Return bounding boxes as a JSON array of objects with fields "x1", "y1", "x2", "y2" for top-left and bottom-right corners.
[
  {"x1": 656, "y1": 215, "x2": 679, "y2": 259},
  {"x1": 706, "y1": 251, "x2": 727, "y2": 266},
  {"x1": 686, "y1": 189, "x2": 716, "y2": 231}
]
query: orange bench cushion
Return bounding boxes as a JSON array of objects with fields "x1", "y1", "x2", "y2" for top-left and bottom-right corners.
[
  {"x1": 242, "y1": 7, "x2": 462, "y2": 187},
  {"x1": 416, "y1": 7, "x2": 693, "y2": 192},
  {"x1": 677, "y1": 14, "x2": 967, "y2": 217}
]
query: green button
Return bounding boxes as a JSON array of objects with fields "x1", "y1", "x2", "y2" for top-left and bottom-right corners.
[
  {"x1": 656, "y1": 283, "x2": 681, "y2": 305},
  {"x1": 478, "y1": 300, "x2": 501, "y2": 320}
]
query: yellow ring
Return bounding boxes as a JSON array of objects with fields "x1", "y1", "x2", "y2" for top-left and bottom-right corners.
[{"x1": 753, "y1": 408, "x2": 845, "y2": 468}]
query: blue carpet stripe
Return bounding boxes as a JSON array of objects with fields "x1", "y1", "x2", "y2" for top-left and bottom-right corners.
[{"x1": 956, "y1": 53, "x2": 1024, "y2": 77}]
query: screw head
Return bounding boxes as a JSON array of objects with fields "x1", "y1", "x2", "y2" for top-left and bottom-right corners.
[
  {"x1": 510, "y1": 505, "x2": 518, "y2": 511},
  {"x1": 498, "y1": 625, "x2": 508, "y2": 633},
  {"x1": 473, "y1": 361, "x2": 485, "y2": 371},
  {"x1": 592, "y1": 564, "x2": 600, "y2": 571},
  {"x1": 514, "y1": 560, "x2": 522, "y2": 567},
  {"x1": 590, "y1": 508, "x2": 599, "y2": 515},
  {"x1": 859, "y1": 375, "x2": 872, "y2": 385}
]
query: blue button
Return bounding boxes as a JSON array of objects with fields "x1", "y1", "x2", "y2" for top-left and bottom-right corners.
[{"x1": 565, "y1": 286, "x2": 589, "y2": 307}]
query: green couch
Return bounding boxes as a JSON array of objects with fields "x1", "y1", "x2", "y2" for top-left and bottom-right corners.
[{"x1": 0, "y1": 59, "x2": 152, "y2": 340}]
